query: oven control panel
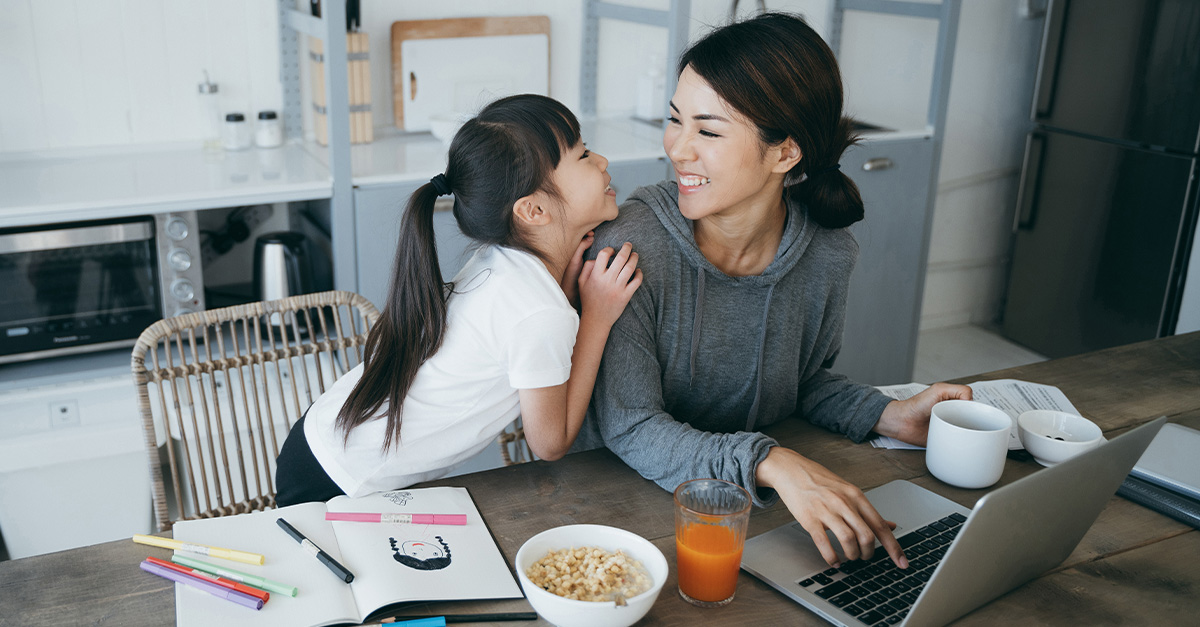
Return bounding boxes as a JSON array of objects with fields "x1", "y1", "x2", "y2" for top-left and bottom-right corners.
[{"x1": 153, "y1": 212, "x2": 206, "y2": 318}]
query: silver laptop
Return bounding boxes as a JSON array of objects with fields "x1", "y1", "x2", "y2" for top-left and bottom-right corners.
[{"x1": 742, "y1": 416, "x2": 1167, "y2": 627}]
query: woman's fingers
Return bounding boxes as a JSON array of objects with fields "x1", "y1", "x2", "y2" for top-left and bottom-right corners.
[
  {"x1": 797, "y1": 516, "x2": 842, "y2": 567},
  {"x1": 857, "y1": 500, "x2": 907, "y2": 568}
]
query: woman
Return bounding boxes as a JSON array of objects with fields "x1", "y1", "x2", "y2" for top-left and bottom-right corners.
[{"x1": 575, "y1": 13, "x2": 971, "y2": 569}]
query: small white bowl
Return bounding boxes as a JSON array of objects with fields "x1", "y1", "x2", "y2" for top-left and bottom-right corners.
[
  {"x1": 428, "y1": 112, "x2": 469, "y2": 145},
  {"x1": 1018, "y1": 410, "x2": 1104, "y2": 467},
  {"x1": 515, "y1": 524, "x2": 668, "y2": 627}
]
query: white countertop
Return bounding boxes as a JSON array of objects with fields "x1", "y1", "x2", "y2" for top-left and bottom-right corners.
[
  {"x1": 0, "y1": 142, "x2": 333, "y2": 228},
  {"x1": 307, "y1": 116, "x2": 672, "y2": 189},
  {"x1": 0, "y1": 117, "x2": 924, "y2": 228}
]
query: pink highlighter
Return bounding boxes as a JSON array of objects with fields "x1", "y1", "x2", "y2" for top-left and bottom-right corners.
[{"x1": 325, "y1": 512, "x2": 468, "y2": 525}]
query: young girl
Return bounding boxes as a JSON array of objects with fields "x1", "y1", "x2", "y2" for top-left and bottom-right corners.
[{"x1": 275, "y1": 95, "x2": 642, "y2": 505}]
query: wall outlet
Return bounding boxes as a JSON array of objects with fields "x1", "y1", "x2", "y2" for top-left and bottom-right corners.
[{"x1": 48, "y1": 401, "x2": 80, "y2": 429}]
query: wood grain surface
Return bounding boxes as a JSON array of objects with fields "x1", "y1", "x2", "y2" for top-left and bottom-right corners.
[{"x1": 2, "y1": 333, "x2": 1196, "y2": 626}]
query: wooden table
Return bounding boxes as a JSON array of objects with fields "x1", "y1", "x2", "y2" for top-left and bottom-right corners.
[{"x1": 2, "y1": 333, "x2": 1197, "y2": 625}]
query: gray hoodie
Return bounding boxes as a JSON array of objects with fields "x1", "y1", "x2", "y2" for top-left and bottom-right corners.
[{"x1": 573, "y1": 181, "x2": 893, "y2": 506}]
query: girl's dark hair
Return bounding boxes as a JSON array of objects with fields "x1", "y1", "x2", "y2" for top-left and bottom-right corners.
[
  {"x1": 336, "y1": 94, "x2": 581, "y2": 450},
  {"x1": 679, "y1": 12, "x2": 864, "y2": 228}
]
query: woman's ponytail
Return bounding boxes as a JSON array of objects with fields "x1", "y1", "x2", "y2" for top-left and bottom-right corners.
[
  {"x1": 335, "y1": 182, "x2": 447, "y2": 450},
  {"x1": 791, "y1": 116, "x2": 864, "y2": 229}
]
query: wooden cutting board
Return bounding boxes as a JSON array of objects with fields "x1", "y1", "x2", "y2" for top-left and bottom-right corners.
[{"x1": 391, "y1": 16, "x2": 551, "y2": 131}]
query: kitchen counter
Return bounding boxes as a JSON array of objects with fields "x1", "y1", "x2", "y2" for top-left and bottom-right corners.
[
  {"x1": 0, "y1": 143, "x2": 332, "y2": 228},
  {"x1": 0, "y1": 118, "x2": 925, "y2": 229},
  {"x1": 303, "y1": 116, "x2": 678, "y2": 189}
]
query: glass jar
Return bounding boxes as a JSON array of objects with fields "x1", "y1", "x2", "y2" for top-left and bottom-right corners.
[
  {"x1": 255, "y1": 111, "x2": 284, "y2": 148},
  {"x1": 222, "y1": 113, "x2": 252, "y2": 151}
]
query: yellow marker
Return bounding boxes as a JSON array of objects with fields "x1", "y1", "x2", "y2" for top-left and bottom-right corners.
[{"x1": 132, "y1": 534, "x2": 265, "y2": 566}]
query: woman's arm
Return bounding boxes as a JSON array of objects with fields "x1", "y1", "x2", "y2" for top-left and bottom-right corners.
[{"x1": 520, "y1": 243, "x2": 642, "y2": 460}]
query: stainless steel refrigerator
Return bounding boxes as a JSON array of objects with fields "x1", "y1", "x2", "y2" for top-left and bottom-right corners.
[{"x1": 1002, "y1": 0, "x2": 1200, "y2": 358}]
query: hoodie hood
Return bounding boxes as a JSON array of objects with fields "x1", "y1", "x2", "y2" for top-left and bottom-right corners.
[{"x1": 627, "y1": 180, "x2": 816, "y2": 287}]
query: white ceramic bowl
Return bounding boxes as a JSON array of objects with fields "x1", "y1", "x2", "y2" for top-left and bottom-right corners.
[
  {"x1": 515, "y1": 524, "x2": 668, "y2": 627},
  {"x1": 1018, "y1": 410, "x2": 1104, "y2": 467},
  {"x1": 428, "y1": 112, "x2": 468, "y2": 145}
]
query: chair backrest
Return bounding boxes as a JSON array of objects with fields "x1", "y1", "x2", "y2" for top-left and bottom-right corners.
[{"x1": 131, "y1": 290, "x2": 379, "y2": 531}]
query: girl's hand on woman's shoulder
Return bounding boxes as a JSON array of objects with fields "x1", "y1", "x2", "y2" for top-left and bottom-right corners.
[
  {"x1": 560, "y1": 231, "x2": 595, "y2": 310},
  {"x1": 578, "y1": 241, "x2": 643, "y2": 326}
]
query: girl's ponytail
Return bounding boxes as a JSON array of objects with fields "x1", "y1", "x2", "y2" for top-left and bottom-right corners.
[
  {"x1": 791, "y1": 116, "x2": 864, "y2": 229},
  {"x1": 335, "y1": 181, "x2": 447, "y2": 450}
]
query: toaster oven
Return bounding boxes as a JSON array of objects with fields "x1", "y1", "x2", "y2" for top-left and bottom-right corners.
[{"x1": 0, "y1": 213, "x2": 205, "y2": 364}]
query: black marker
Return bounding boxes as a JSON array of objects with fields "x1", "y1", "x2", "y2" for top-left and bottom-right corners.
[{"x1": 276, "y1": 517, "x2": 355, "y2": 583}]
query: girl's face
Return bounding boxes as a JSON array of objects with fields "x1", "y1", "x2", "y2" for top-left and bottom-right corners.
[
  {"x1": 548, "y1": 141, "x2": 618, "y2": 233},
  {"x1": 663, "y1": 66, "x2": 796, "y2": 221}
]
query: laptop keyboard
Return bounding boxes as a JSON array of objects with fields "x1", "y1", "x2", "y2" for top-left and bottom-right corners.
[{"x1": 795, "y1": 512, "x2": 966, "y2": 626}]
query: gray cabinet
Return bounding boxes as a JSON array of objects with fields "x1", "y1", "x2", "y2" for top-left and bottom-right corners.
[{"x1": 834, "y1": 135, "x2": 936, "y2": 385}]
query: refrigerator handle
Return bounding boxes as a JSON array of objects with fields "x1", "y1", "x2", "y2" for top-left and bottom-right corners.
[
  {"x1": 1033, "y1": 0, "x2": 1069, "y2": 120},
  {"x1": 1015, "y1": 132, "x2": 1046, "y2": 231}
]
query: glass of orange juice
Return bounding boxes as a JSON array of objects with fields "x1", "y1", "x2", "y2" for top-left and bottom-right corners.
[{"x1": 673, "y1": 478, "x2": 752, "y2": 607}]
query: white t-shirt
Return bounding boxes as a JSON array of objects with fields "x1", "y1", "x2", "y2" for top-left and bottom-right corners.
[{"x1": 305, "y1": 245, "x2": 578, "y2": 497}]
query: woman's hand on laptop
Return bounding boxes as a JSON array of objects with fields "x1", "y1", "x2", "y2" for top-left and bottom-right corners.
[
  {"x1": 875, "y1": 382, "x2": 974, "y2": 446},
  {"x1": 756, "y1": 447, "x2": 908, "y2": 569}
]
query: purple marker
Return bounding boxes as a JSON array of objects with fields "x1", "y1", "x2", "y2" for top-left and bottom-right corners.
[{"x1": 140, "y1": 559, "x2": 264, "y2": 610}]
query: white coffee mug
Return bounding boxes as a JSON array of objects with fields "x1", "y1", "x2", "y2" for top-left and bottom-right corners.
[{"x1": 926, "y1": 400, "x2": 1012, "y2": 489}]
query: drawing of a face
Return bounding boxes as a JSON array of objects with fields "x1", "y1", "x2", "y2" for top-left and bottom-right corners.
[{"x1": 389, "y1": 536, "x2": 452, "y2": 571}]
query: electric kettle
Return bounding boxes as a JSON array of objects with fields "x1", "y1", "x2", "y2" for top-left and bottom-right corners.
[{"x1": 253, "y1": 231, "x2": 315, "y2": 302}]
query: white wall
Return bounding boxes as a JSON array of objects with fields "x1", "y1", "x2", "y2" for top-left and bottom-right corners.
[
  {"x1": 919, "y1": 1, "x2": 1044, "y2": 330},
  {"x1": 0, "y1": 0, "x2": 282, "y2": 152}
]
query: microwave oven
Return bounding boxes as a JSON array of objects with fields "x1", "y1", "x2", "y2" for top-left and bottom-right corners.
[{"x1": 0, "y1": 213, "x2": 206, "y2": 364}]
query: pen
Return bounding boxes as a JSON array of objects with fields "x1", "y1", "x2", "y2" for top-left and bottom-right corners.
[
  {"x1": 276, "y1": 517, "x2": 355, "y2": 583},
  {"x1": 171, "y1": 554, "x2": 299, "y2": 597},
  {"x1": 325, "y1": 512, "x2": 468, "y2": 525},
  {"x1": 140, "y1": 559, "x2": 264, "y2": 610},
  {"x1": 132, "y1": 533, "x2": 265, "y2": 565},
  {"x1": 146, "y1": 557, "x2": 270, "y2": 604}
]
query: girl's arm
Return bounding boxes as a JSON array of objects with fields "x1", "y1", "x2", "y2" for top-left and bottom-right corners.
[{"x1": 519, "y1": 243, "x2": 642, "y2": 460}]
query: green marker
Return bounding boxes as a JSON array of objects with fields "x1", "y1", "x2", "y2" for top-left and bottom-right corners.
[{"x1": 170, "y1": 554, "x2": 299, "y2": 597}]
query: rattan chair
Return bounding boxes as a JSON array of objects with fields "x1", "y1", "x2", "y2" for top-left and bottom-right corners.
[{"x1": 132, "y1": 290, "x2": 379, "y2": 531}]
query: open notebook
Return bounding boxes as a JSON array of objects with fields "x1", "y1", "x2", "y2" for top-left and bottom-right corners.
[{"x1": 169, "y1": 487, "x2": 522, "y2": 627}]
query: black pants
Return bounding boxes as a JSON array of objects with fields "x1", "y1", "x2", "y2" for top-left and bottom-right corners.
[{"x1": 275, "y1": 414, "x2": 346, "y2": 506}]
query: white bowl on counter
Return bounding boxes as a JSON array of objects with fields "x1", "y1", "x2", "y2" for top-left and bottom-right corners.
[
  {"x1": 515, "y1": 524, "x2": 668, "y2": 627},
  {"x1": 1018, "y1": 410, "x2": 1104, "y2": 466}
]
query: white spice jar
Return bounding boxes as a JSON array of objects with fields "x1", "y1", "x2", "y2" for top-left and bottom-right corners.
[
  {"x1": 222, "y1": 113, "x2": 252, "y2": 151},
  {"x1": 255, "y1": 111, "x2": 284, "y2": 148}
]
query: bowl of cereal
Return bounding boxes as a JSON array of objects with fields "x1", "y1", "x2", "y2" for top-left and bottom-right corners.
[{"x1": 516, "y1": 524, "x2": 668, "y2": 627}]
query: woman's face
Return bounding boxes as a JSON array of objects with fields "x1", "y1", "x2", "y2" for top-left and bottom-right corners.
[
  {"x1": 549, "y1": 141, "x2": 618, "y2": 233},
  {"x1": 663, "y1": 66, "x2": 794, "y2": 221}
]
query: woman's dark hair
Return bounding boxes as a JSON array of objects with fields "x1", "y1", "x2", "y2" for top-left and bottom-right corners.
[
  {"x1": 336, "y1": 94, "x2": 581, "y2": 449},
  {"x1": 679, "y1": 12, "x2": 864, "y2": 228}
]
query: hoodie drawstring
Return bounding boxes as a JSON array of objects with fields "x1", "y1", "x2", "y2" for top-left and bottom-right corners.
[
  {"x1": 689, "y1": 268, "x2": 706, "y2": 386},
  {"x1": 745, "y1": 283, "x2": 775, "y2": 432}
]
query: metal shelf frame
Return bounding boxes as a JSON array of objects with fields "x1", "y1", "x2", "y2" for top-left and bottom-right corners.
[
  {"x1": 579, "y1": 0, "x2": 692, "y2": 117},
  {"x1": 277, "y1": 0, "x2": 357, "y2": 293}
]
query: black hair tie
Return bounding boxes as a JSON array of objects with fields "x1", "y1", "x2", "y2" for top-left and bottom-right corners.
[
  {"x1": 808, "y1": 163, "x2": 841, "y2": 177},
  {"x1": 430, "y1": 173, "x2": 452, "y2": 196}
]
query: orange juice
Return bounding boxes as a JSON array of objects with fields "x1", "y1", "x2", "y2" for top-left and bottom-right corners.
[{"x1": 676, "y1": 523, "x2": 744, "y2": 603}]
